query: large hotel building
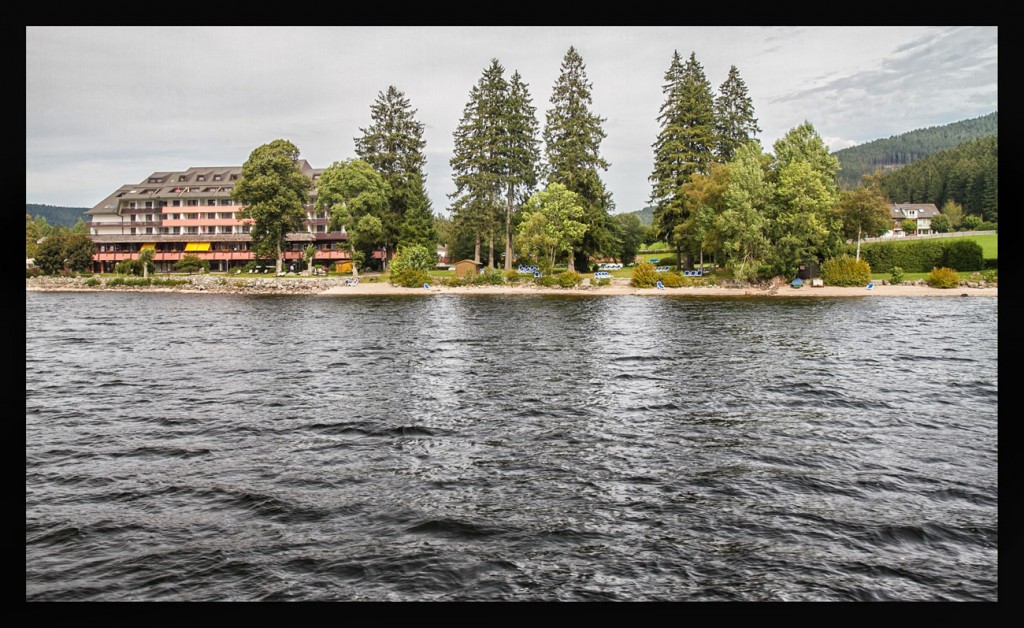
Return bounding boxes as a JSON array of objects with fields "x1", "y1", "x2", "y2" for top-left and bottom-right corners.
[{"x1": 86, "y1": 162, "x2": 352, "y2": 273}]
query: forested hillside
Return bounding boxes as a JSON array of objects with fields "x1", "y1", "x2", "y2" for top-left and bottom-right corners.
[
  {"x1": 879, "y1": 135, "x2": 997, "y2": 221},
  {"x1": 622, "y1": 206, "x2": 654, "y2": 225},
  {"x1": 834, "y1": 112, "x2": 997, "y2": 187},
  {"x1": 26, "y1": 204, "x2": 89, "y2": 227}
]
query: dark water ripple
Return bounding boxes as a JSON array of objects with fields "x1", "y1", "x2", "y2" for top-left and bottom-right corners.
[{"x1": 26, "y1": 292, "x2": 997, "y2": 601}]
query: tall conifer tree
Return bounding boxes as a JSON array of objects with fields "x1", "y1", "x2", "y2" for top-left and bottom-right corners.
[
  {"x1": 714, "y1": 65, "x2": 761, "y2": 162},
  {"x1": 355, "y1": 86, "x2": 433, "y2": 262},
  {"x1": 543, "y1": 46, "x2": 612, "y2": 272},
  {"x1": 650, "y1": 51, "x2": 715, "y2": 269}
]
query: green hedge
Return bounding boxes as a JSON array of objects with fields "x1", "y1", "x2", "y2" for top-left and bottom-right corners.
[{"x1": 852, "y1": 239, "x2": 985, "y2": 272}]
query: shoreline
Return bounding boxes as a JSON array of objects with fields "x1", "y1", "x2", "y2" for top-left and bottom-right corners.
[{"x1": 26, "y1": 276, "x2": 998, "y2": 298}]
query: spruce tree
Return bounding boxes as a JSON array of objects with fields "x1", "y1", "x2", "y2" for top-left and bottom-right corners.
[
  {"x1": 449, "y1": 62, "x2": 540, "y2": 269},
  {"x1": 501, "y1": 71, "x2": 541, "y2": 269},
  {"x1": 449, "y1": 61, "x2": 508, "y2": 266},
  {"x1": 650, "y1": 51, "x2": 716, "y2": 269},
  {"x1": 543, "y1": 46, "x2": 612, "y2": 272},
  {"x1": 714, "y1": 65, "x2": 761, "y2": 162},
  {"x1": 355, "y1": 86, "x2": 433, "y2": 260}
]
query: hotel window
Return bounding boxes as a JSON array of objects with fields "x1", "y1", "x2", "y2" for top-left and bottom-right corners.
[
  {"x1": 197, "y1": 175, "x2": 206, "y2": 181},
  {"x1": 170, "y1": 213, "x2": 179, "y2": 220},
  {"x1": 172, "y1": 227, "x2": 181, "y2": 235},
  {"x1": 145, "y1": 214, "x2": 153, "y2": 221},
  {"x1": 219, "y1": 212, "x2": 233, "y2": 220},
  {"x1": 316, "y1": 225, "x2": 325, "y2": 233},
  {"x1": 129, "y1": 202, "x2": 136, "y2": 209},
  {"x1": 187, "y1": 200, "x2": 198, "y2": 206},
  {"x1": 207, "y1": 226, "x2": 217, "y2": 234},
  {"x1": 149, "y1": 177, "x2": 162, "y2": 183},
  {"x1": 229, "y1": 174, "x2": 238, "y2": 181},
  {"x1": 160, "y1": 227, "x2": 169, "y2": 234},
  {"x1": 241, "y1": 225, "x2": 251, "y2": 234},
  {"x1": 207, "y1": 198, "x2": 216, "y2": 206},
  {"x1": 178, "y1": 175, "x2": 187, "y2": 182},
  {"x1": 220, "y1": 226, "x2": 233, "y2": 234},
  {"x1": 172, "y1": 200, "x2": 181, "y2": 207},
  {"x1": 145, "y1": 201, "x2": 153, "y2": 209},
  {"x1": 213, "y1": 174, "x2": 222, "y2": 181},
  {"x1": 130, "y1": 227, "x2": 137, "y2": 235},
  {"x1": 186, "y1": 213, "x2": 199, "y2": 220},
  {"x1": 146, "y1": 228, "x2": 153, "y2": 235}
]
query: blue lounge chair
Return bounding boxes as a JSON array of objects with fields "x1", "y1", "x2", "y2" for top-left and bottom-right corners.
[
  {"x1": 656, "y1": 280, "x2": 665, "y2": 289},
  {"x1": 866, "y1": 282, "x2": 874, "y2": 290}
]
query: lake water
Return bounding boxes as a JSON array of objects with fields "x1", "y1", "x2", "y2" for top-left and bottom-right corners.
[{"x1": 25, "y1": 291, "x2": 998, "y2": 601}]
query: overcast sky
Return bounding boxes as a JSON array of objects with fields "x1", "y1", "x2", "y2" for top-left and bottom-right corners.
[{"x1": 26, "y1": 26, "x2": 997, "y2": 214}]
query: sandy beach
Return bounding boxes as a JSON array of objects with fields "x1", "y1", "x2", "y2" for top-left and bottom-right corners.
[{"x1": 320, "y1": 280, "x2": 996, "y2": 298}]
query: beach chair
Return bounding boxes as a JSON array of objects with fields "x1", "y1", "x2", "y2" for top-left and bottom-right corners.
[
  {"x1": 424, "y1": 283, "x2": 430, "y2": 289},
  {"x1": 866, "y1": 282, "x2": 874, "y2": 290},
  {"x1": 656, "y1": 280, "x2": 665, "y2": 289}
]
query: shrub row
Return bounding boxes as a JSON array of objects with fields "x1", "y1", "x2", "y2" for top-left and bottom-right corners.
[{"x1": 851, "y1": 239, "x2": 985, "y2": 273}]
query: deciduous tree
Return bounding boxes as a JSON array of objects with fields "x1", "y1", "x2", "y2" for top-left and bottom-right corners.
[{"x1": 233, "y1": 139, "x2": 311, "y2": 274}]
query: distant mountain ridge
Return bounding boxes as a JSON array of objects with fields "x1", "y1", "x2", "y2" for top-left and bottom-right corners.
[
  {"x1": 834, "y1": 111, "x2": 997, "y2": 187},
  {"x1": 26, "y1": 204, "x2": 89, "y2": 227},
  {"x1": 620, "y1": 206, "x2": 654, "y2": 225}
]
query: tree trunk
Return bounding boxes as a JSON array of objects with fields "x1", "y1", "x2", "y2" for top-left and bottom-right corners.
[
  {"x1": 567, "y1": 249, "x2": 575, "y2": 273},
  {"x1": 488, "y1": 231, "x2": 495, "y2": 269},
  {"x1": 855, "y1": 225, "x2": 862, "y2": 261},
  {"x1": 474, "y1": 233, "x2": 481, "y2": 264},
  {"x1": 351, "y1": 246, "x2": 358, "y2": 277},
  {"x1": 675, "y1": 242, "x2": 682, "y2": 271},
  {"x1": 699, "y1": 248, "x2": 703, "y2": 272},
  {"x1": 276, "y1": 243, "x2": 283, "y2": 274},
  {"x1": 505, "y1": 187, "x2": 514, "y2": 270}
]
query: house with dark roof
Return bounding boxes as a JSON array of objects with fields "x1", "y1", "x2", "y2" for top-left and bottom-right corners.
[
  {"x1": 880, "y1": 203, "x2": 941, "y2": 238},
  {"x1": 85, "y1": 163, "x2": 357, "y2": 273}
]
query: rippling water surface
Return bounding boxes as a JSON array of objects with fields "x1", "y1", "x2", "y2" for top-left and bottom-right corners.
[{"x1": 26, "y1": 292, "x2": 998, "y2": 601}]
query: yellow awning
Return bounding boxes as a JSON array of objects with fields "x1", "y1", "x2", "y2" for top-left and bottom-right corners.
[
  {"x1": 184, "y1": 242, "x2": 211, "y2": 252},
  {"x1": 140, "y1": 243, "x2": 156, "y2": 251}
]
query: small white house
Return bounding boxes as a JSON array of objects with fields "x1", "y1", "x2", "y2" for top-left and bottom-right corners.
[{"x1": 880, "y1": 203, "x2": 941, "y2": 238}]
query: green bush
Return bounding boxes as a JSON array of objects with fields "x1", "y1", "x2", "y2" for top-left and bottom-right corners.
[
  {"x1": 890, "y1": 266, "x2": 904, "y2": 285},
  {"x1": 556, "y1": 270, "x2": 583, "y2": 288},
  {"x1": 114, "y1": 259, "x2": 141, "y2": 275},
  {"x1": 390, "y1": 268, "x2": 432, "y2": 288},
  {"x1": 174, "y1": 254, "x2": 210, "y2": 274},
  {"x1": 659, "y1": 272, "x2": 684, "y2": 288},
  {"x1": 980, "y1": 269, "x2": 997, "y2": 284},
  {"x1": 26, "y1": 267, "x2": 41, "y2": 278},
  {"x1": 592, "y1": 277, "x2": 611, "y2": 286},
  {"x1": 503, "y1": 269, "x2": 521, "y2": 283},
  {"x1": 631, "y1": 261, "x2": 659, "y2": 288},
  {"x1": 976, "y1": 221, "x2": 998, "y2": 232},
  {"x1": 535, "y1": 274, "x2": 559, "y2": 287},
  {"x1": 930, "y1": 214, "x2": 951, "y2": 233},
  {"x1": 152, "y1": 278, "x2": 188, "y2": 286},
  {"x1": 942, "y1": 239, "x2": 984, "y2": 271},
  {"x1": 476, "y1": 267, "x2": 506, "y2": 285},
  {"x1": 961, "y1": 215, "x2": 982, "y2": 230},
  {"x1": 84, "y1": 277, "x2": 101, "y2": 287},
  {"x1": 821, "y1": 255, "x2": 872, "y2": 287},
  {"x1": 390, "y1": 245, "x2": 436, "y2": 274},
  {"x1": 927, "y1": 267, "x2": 960, "y2": 289}
]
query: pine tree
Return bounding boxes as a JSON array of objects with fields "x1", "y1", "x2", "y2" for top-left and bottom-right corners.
[
  {"x1": 650, "y1": 51, "x2": 716, "y2": 269},
  {"x1": 449, "y1": 62, "x2": 540, "y2": 269},
  {"x1": 354, "y1": 86, "x2": 433, "y2": 260},
  {"x1": 715, "y1": 65, "x2": 761, "y2": 162},
  {"x1": 501, "y1": 71, "x2": 541, "y2": 269},
  {"x1": 543, "y1": 46, "x2": 613, "y2": 271},
  {"x1": 449, "y1": 60, "x2": 509, "y2": 266}
]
